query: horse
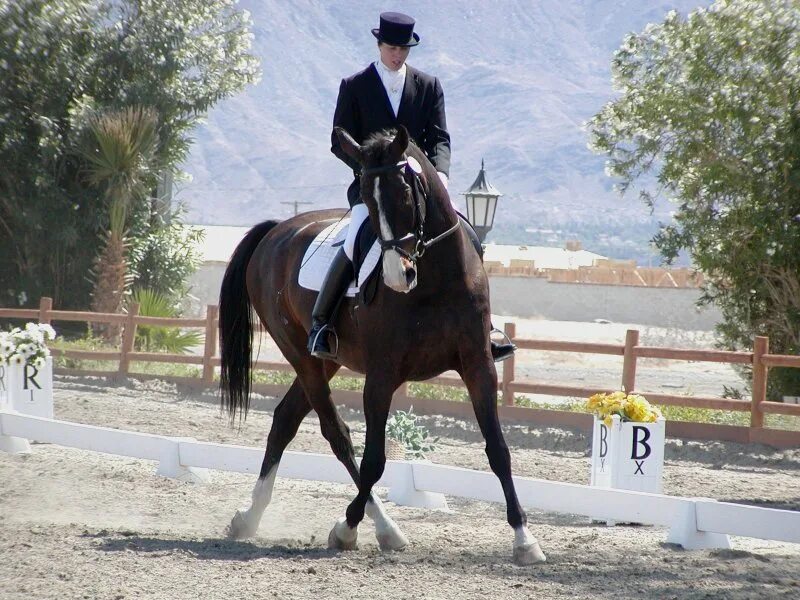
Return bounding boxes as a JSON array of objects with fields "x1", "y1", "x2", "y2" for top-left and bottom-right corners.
[{"x1": 218, "y1": 125, "x2": 546, "y2": 565}]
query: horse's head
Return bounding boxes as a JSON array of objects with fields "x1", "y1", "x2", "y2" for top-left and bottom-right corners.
[{"x1": 335, "y1": 126, "x2": 424, "y2": 293}]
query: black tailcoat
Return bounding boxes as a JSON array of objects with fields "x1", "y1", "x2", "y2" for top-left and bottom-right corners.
[{"x1": 331, "y1": 63, "x2": 451, "y2": 206}]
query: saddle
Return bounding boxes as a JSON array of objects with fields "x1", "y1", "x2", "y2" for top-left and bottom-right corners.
[{"x1": 297, "y1": 217, "x2": 381, "y2": 303}]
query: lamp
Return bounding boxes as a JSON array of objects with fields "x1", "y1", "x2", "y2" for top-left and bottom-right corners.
[{"x1": 462, "y1": 159, "x2": 502, "y2": 243}]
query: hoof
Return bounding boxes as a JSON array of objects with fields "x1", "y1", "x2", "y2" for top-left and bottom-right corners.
[
  {"x1": 327, "y1": 517, "x2": 358, "y2": 551},
  {"x1": 513, "y1": 541, "x2": 547, "y2": 565},
  {"x1": 376, "y1": 528, "x2": 409, "y2": 552},
  {"x1": 227, "y1": 510, "x2": 257, "y2": 540}
]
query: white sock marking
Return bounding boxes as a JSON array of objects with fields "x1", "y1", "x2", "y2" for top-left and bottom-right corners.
[
  {"x1": 514, "y1": 525, "x2": 537, "y2": 548},
  {"x1": 240, "y1": 466, "x2": 278, "y2": 532},
  {"x1": 333, "y1": 516, "x2": 358, "y2": 543},
  {"x1": 365, "y1": 494, "x2": 394, "y2": 536}
]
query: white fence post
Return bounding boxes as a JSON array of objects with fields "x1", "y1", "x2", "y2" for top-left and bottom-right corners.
[
  {"x1": 155, "y1": 437, "x2": 211, "y2": 484},
  {"x1": 386, "y1": 461, "x2": 449, "y2": 510},
  {"x1": 0, "y1": 409, "x2": 32, "y2": 454},
  {"x1": 667, "y1": 498, "x2": 731, "y2": 550}
]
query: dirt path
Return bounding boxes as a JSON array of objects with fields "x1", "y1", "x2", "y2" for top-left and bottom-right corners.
[{"x1": 1, "y1": 376, "x2": 799, "y2": 599}]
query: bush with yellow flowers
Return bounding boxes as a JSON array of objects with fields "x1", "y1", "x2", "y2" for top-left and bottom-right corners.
[{"x1": 586, "y1": 391, "x2": 663, "y2": 426}]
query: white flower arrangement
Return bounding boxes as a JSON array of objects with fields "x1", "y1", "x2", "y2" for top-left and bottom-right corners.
[{"x1": 0, "y1": 323, "x2": 56, "y2": 367}]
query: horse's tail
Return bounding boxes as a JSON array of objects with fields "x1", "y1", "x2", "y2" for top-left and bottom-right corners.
[{"x1": 219, "y1": 220, "x2": 279, "y2": 421}]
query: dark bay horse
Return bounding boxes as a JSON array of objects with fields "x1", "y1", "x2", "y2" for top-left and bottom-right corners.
[{"x1": 218, "y1": 126, "x2": 546, "y2": 564}]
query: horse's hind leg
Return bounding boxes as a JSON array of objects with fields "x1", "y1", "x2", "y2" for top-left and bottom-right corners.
[
  {"x1": 227, "y1": 378, "x2": 311, "y2": 539},
  {"x1": 459, "y1": 354, "x2": 547, "y2": 565},
  {"x1": 297, "y1": 361, "x2": 407, "y2": 551}
]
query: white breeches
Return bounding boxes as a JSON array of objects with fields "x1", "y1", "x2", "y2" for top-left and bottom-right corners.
[{"x1": 344, "y1": 203, "x2": 370, "y2": 261}]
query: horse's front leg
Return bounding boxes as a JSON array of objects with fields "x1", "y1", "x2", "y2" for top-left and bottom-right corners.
[
  {"x1": 459, "y1": 351, "x2": 547, "y2": 565},
  {"x1": 328, "y1": 376, "x2": 400, "y2": 551}
]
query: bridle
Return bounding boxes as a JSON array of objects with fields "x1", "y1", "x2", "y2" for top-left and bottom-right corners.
[{"x1": 361, "y1": 158, "x2": 460, "y2": 264}]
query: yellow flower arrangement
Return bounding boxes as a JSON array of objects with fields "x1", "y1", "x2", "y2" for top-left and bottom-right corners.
[{"x1": 586, "y1": 392, "x2": 663, "y2": 426}]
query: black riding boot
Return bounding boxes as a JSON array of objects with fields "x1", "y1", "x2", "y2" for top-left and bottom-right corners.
[
  {"x1": 490, "y1": 330, "x2": 516, "y2": 362},
  {"x1": 459, "y1": 215, "x2": 517, "y2": 363},
  {"x1": 307, "y1": 248, "x2": 354, "y2": 360}
]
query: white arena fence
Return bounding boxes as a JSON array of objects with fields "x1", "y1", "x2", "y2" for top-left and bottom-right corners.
[{"x1": 2, "y1": 408, "x2": 799, "y2": 552}]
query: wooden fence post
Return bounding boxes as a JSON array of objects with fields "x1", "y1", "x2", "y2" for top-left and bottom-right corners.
[
  {"x1": 38, "y1": 297, "x2": 53, "y2": 324},
  {"x1": 502, "y1": 322, "x2": 516, "y2": 406},
  {"x1": 202, "y1": 304, "x2": 219, "y2": 385},
  {"x1": 621, "y1": 329, "x2": 640, "y2": 393},
  {"x1": 751, "y1": 336, "x2": 769, "y2": 429},
  {"x1": 119, "y1": 302, "x2": 140, "y2": 379}
]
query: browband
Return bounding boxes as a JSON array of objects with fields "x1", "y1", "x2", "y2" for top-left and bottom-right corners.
[{"x1": 361, "y1": 160, "x2": 408, "y2": 176}]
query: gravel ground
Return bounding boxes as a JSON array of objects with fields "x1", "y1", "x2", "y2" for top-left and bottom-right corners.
[{"x1": 1, "y1": 376, "x2": 799, "y2": 600}]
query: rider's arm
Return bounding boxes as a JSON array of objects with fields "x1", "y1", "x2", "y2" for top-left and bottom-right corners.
[{"x1": 423, "y1": 77, "x2": 451, "y2": 178}]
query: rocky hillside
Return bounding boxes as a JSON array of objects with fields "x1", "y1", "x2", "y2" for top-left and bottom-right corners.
[{"x1": 180, "y1": 0, "x2": 707, "y2": 260}]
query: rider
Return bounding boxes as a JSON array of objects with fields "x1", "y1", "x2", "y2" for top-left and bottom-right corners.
[{"x1": 308, "y1": 11, "x2": 516, "y2": 363}]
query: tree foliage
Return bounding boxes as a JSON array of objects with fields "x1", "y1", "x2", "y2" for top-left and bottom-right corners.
[
  {"x1": 0, "y1": 0, "x2": 259, "y2": 310},
  {"x1": 129, "y1": 205, "x2": 205, "y2": 299},
  {"x1": 587, "y1": 0, "x2": 800, "y2": 397},
  {"x1": 80, "y1": 105, "x2": 160, "y2": 326}
]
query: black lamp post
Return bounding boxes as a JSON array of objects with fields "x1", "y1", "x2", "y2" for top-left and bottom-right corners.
[{"x1": 462, "y1": 159, "x2": 502, "y2": 243}]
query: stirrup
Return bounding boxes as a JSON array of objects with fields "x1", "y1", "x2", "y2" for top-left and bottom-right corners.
[
  {"x1": 491, "y1": 327, "x2": 516, "y2": 348},
  {"x1": 490, "y1": 327, "x2": 517, "y2": 363},
  {"x1": 310, "y1": 324, "x2": 340, "y2": 360}
]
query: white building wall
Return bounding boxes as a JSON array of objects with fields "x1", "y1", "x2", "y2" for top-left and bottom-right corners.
[{"x1": 187, "y1": 263, "x2": 721, "y2": 330}]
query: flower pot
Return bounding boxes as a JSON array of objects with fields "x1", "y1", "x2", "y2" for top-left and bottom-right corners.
[
  {"x1": 0, "y1": 363, "x2": 8, "y2": 409},
  {"x1": 7, "y1": 356, "x2": 53, "y2": 419},
  {"x1": 590, "y1": 414, "x2": 665, "y2": 494},
  {"x1": 386, "y1": 437, "x2": 407, "y2": 461}
]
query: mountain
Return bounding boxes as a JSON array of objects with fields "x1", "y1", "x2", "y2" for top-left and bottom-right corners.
[{"x1": 179, "y1": 0, "x2": 707, "y2": 261}]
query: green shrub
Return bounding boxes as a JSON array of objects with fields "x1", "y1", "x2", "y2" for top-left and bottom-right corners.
[
  {"x1": 131, "y1": 288, "x2": 202, "y2": 354},
  {"x1": 385, "y1": 407, "x2": 438, "y2": 460}
]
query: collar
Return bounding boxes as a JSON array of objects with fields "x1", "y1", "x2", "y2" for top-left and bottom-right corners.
[{"x1": 375, "y1": 60, "x2": 406, "y2": 81}]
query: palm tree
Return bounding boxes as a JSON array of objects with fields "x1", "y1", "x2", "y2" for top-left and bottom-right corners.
[{"x1": 79, "y1": 106, "x2": 159, "y2": 338}]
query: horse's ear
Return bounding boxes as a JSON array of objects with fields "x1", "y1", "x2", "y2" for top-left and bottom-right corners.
[
  {"x1": 335, "y1": 127, "x2": 363, "y2": 163},
  {"x1": 388, "y1": 126, "x2": 409, "y2": 160}
]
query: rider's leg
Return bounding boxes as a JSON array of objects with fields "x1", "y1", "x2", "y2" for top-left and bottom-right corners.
[
  {"x1": 459, "y1": 215, "x2": 517, "y2": 363},
  {"x1": 307, "y1": 203, "x2": 369, "y2": 359}
]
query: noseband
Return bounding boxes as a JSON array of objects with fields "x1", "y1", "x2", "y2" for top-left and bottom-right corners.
[{"x1": 361, "y1": 159, "x2": 460, "y2": 263}]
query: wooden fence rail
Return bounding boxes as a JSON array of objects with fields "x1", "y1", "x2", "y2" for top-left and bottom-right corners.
[{"x1": 2, "y1": 297, "x2": 800, "y2": 447}]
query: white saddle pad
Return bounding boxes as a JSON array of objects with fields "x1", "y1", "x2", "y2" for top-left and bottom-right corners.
[{"x1": 298, "y1": 218, "x2": 382, "y2": 297}]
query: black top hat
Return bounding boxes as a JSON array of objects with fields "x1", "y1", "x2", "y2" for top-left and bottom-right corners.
[{"x1": 371, "y1": 12, "x2": 420, "y2": 47}]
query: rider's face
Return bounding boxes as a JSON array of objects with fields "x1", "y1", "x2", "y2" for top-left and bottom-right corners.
[{"x1": 378, "y1": 43, "x2": 410, "y2": 71}]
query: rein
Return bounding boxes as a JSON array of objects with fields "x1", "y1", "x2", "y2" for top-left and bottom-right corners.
[{"x1": 361, "y1": 159, "x2": 460, "y2": 263}]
